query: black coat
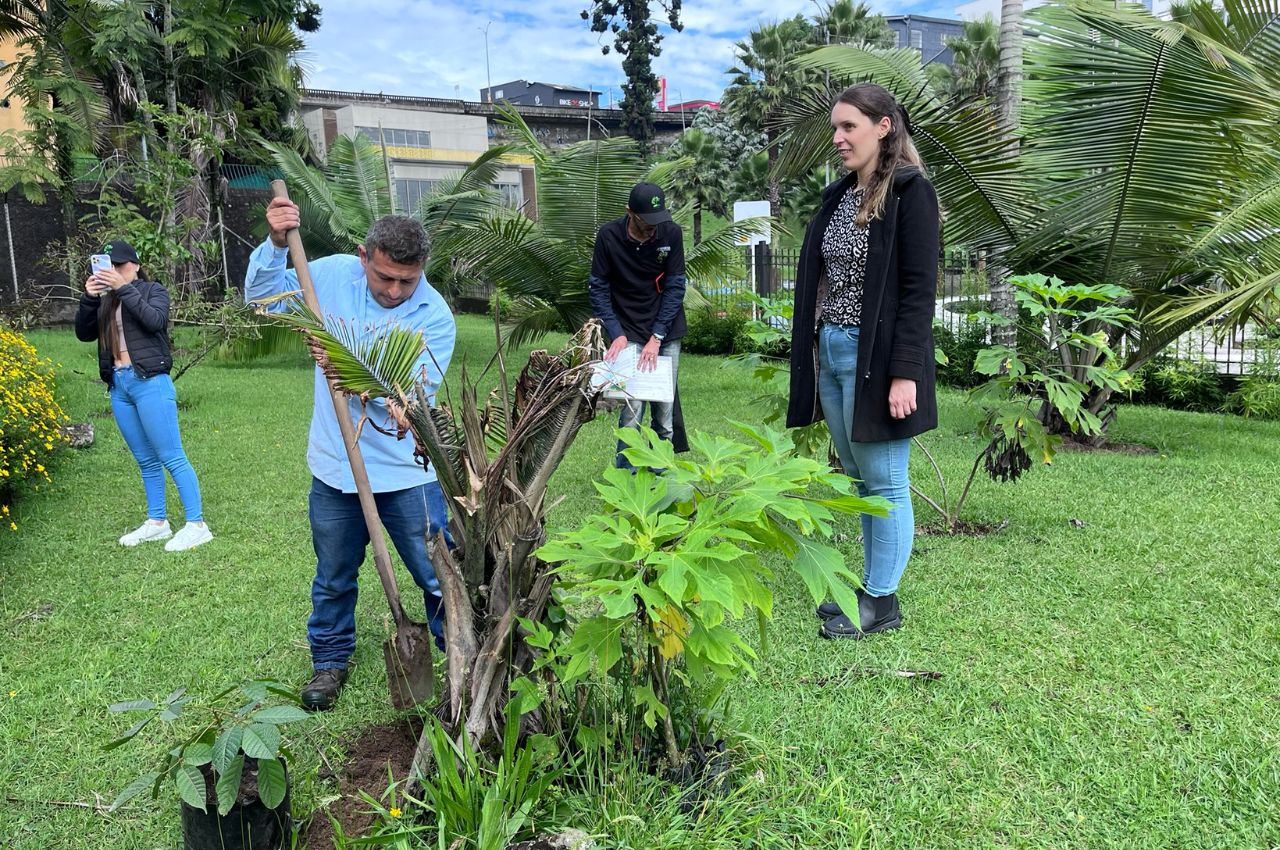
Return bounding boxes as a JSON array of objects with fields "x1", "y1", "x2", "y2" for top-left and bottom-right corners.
[
  {"x1": 786, "y1": 167, "x2": 940, "y2": 442},
  {"x1": 74, "y1": 280, "x2": 172, "y2": 388}
]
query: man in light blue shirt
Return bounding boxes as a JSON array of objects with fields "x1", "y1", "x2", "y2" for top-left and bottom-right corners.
[{"x1": 246, "y1": 197, "x2": 457, "y2": 711}]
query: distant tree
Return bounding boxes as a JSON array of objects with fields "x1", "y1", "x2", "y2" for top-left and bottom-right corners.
[
  {"x1": 722, "y1": 15, "x2": 813, "y2": 220},
  {"x1": 663, "y1": 128, "x2": 727, "y2": 245},
  {"x1": 947, "y1": 16, "x2": 1001, "y2": 101},
  {"x1": 813, "y1": 0, "x2": 895, "y2": 48},
  {"x1": 583, "y1": 0, "x2": 683, "y2": 156}
]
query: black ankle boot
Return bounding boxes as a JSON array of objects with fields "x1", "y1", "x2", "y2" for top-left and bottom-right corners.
[
  {"x1": 815, "y1": 587, "x2": 866, "y2": 620},
  {"x1": 819, "y1": 592, "x2": 902, "y2": 639}
]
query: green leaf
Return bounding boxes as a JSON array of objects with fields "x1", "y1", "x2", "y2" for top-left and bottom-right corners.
[
  {"x1": 251, "y1": 705, "x2": 311, "y2": 725},
  {"x1": 215, "y1": 755, "x2": 245, "y2": 816},
  {"x1": 211, "y1": 727, "x2": 244, "y2": 775},
  {"x1": 559, "y1": 618, "x2": 624, "y2": 684},
  {"x1": 109, "y1": 772, "x2": 160, "y2": 812},
  {"x1": 241, "y1": 723, "x2": 281, "y2": 760},
  {"x1": 183, "y1": 743, "x2": 214, "y2": 766},
  {"x1": 175, "y1": 764, "x2": 207, "y2": 810},
  {"x1": 256, "y1": 758, "x2": 288, "y2": 810},
  {"x1": 103, "y1": 715, "x2": 153, "y2": 751},
  {"x1": 108, "y1": 699, "x2": 156, "y2": 713}
]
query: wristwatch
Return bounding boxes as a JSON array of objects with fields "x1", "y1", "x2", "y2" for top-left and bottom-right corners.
[{"x1": 653, "y1": 333, "x2": 665, "y2": 341}]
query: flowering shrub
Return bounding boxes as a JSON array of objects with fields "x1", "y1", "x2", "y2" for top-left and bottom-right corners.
[{"x1": 0, "y1": 324, "x2": 68, "y2": 530}]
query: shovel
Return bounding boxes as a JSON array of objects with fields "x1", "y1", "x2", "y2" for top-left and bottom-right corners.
[{"x1": 270, "y1": 181, "x2": 434, "y2": 709}]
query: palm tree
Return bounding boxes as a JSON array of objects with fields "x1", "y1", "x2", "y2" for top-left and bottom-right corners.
[
  {"x1": 813, "y1": 0, "x2": 895, "y2": 48},
  {"x1": 262, "y1": 132, "x2": 514, "y2": 304},
  {"x1": 722, "y1": 16, "x2": 815, "y2": 221},
  {"x1": 440, "y1": 107, "x2": 768, "y2": 346},
  {"x1": 774, "y1": 1, "x2": 1280, "y2": 438},
  {"x1": 663, "y1": 128, "x2": 728, "y2": 245},
  {"x1": 996, "y1": 0, "x2": 1024, "y2": 133},
  {"x1": 948, "y1": 16, "x2": 1001, "y2": 101}
]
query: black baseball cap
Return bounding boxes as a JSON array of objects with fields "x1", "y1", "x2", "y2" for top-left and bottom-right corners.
[
  {"x1": 101, "y1": 240, "x2": 140, "y2": 264},
  {"x1": 628, "y1": 182, "x2": 672, "y2": 225}
]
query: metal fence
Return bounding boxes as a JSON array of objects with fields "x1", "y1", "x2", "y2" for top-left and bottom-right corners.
[{"x1": 704, "y1": 246, "x2": 1264, "y2": 376}]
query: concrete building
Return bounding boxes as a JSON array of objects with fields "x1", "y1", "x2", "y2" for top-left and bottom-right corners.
[
  {"x1": 299, "y1": 89, "x2": 690, "y2": 216},
  {"x1": 480, "y1": 79, "x2": 601, "y2": 110},
  {"x1": 0, "y1": 37, "x2": 31, "y2": 137},
  {"x1": 885, "y1": 15, "x2": 965, "y2": 67},
  {"x1": 299, "y1": 92, "x2": 534, "y2": 215}
]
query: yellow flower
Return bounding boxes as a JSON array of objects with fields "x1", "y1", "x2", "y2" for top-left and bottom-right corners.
[
  {"x1": 389, "y1": 807, "x2": 402, "y2": 818},
  {"x1": 9, "y1": 522, "x2": 16, "y2": 531},
  {"x1": 7, "y1": 691, "x2": 14, "y2": 698}
]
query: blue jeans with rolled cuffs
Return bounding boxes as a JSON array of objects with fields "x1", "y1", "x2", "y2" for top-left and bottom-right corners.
[
  {"x1": 817, "y1": 324, "x2": 913, "y2": 597},
  {"x1": 109, "y1": 367, "x2": 204, "y2": 522},
  {"x1": 307, "y1": 477, "x2": 454, "y2": 670}
]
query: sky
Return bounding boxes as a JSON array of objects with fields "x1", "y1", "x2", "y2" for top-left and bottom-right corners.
[
  {"x1": 301, "y1": 0, "x2": 994, "y2": 107},
  {"x1": 301, "y1": 0, "x2": 1174, "y2": 107}
]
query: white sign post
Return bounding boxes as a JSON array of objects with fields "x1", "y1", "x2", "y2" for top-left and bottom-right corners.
[{"x1": 733, "y1": 200, "x2": 771, "y2": 320}]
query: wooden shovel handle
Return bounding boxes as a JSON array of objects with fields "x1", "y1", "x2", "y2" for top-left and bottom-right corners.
[{"x1": 269, "y1": 181, "x2": 411, "y2": 628}]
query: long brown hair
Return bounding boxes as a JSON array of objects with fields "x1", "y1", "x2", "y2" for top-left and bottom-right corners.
[
  {"x1": 95, "y1": 265, "x2": 146, "y2": 359},
  {"x1": 834, "y1": 83, "x2": 925, "y2": 226}
]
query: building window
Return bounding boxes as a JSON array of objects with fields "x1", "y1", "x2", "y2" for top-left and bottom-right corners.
[
  {"x1": 910, "y1": 29, "x2": 923, "y2": 50},
  {"x1": 894, "y1": 30, "x2": 902, "y2": 48},
  {"x1": 394, "y1": 177, "x2": 521, "y2": 214},
  {"x1": 356, "y1": 126, "x2": 432, "y2": 149},
  {"x1": 495, "y1": 183, "x2": 523, "y2": 209},
  {"x1": 494, "y1": 89, "x2": 503, "y2": 100}
]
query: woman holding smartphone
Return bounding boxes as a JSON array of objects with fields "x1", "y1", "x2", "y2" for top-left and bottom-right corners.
[{"x1": 75, "y1": 240, "x2": 213, "y2": 551}]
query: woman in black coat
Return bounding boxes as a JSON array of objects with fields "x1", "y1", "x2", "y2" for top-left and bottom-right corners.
[{"x1": 786, "y1": 83, "x2": 940, "y2": 639}]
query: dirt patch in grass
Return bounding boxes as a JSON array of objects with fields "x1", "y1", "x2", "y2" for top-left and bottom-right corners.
[
  {"x1": 303, "y1": 717, "x2": 422, "y2": 848},
  {"x1": 917, "y1": 519, "x2": 1010, "y2": 537},
  {"x1": 1058, "y1": 437, "x2": 1158, "y2": 455}
]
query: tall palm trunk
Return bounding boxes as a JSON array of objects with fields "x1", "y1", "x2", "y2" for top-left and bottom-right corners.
[{"x1": 989, "y1": 0, "x2": 1024, "y2": 347}]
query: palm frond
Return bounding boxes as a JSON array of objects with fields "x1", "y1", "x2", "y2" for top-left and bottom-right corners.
[
  {"x1": 261, "y1": 299, "x2": 428, "y2": 397},
  {"x1": 777, "y1": 44, "x2": 1028, "y2": 255}
]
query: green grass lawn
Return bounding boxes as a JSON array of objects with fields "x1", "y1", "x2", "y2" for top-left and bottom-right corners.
[{"x1": 2, "y1": 314, "x2": 1279, "y2": 848}]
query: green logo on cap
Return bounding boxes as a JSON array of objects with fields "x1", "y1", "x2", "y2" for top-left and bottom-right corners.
[
  {"x1": 103, "y1": 245, "x2": 112, "y2": 252},
  {"x1": 651, "y1": 196, "x2": 661, "y2": 208}
]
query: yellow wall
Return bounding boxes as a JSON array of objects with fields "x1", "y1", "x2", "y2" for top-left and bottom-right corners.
[{"x1": 0, "y1": 37, "x2": 31, "y2": 135}]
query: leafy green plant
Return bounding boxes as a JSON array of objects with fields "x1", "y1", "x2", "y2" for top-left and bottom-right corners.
[
  {"x1": 536, "y1": 423, "x2": 887, "y2": 766},
  {"x1": 934, "y1": 319, "x2": 990, "y2": 389},
  {"x1": 683, "y1": 308, "x2": 747, "y2": 355},
  {"x1": 105, "y1": 680, "x2": 310, "y2": 815},
  {"x1": 407, "y1": 706, "x2": 562, "y2": 850},
  {"x1": 732, "y1": 295, "x2": 825, "y2": 457},
  {"x1": 974, "y1": 274, "x2": 1135, "y2": 441},
  {"x1": 1228, "y1": 340, "x2": 1280, "y2": 419},
  {"x1": 1134, "y1": 357, "x2": 1226, "y2": 412}
]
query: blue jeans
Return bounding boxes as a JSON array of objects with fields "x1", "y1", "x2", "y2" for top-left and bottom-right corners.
[
  {"x1": 817, "y1": 324, "x2": 913, "y2": 597},
  {"x1": 616, "y1": 339, "x2": 681, "y2": 470},
  {"x1": 109, "y1": 368, "x2": 204, "y2": 522},
  {"x1": 307, "y1": 477, "x2": 454, "y2": 669}
]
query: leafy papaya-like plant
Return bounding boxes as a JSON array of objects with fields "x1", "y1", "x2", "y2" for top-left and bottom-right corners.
[{"x1": 535, "y1": 423, "x2": 888, "y2": 766}]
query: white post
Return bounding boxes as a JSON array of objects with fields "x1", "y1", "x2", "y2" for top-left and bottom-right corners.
[{"x1": 4, "y1": 201, "x2": 17, "y2": 303}]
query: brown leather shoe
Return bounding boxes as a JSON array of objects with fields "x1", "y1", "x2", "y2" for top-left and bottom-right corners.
[{"x1": 300, "y1": 667, "x2": 349, "y2": 711}]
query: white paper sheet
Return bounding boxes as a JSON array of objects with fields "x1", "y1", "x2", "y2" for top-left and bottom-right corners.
[{"x1": 591, "y1": 343, "x2": 674, "y2": 403}]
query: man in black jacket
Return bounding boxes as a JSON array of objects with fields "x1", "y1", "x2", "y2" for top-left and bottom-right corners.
[{"x1": 588, "y1": 182, "x2": 688, "y2": 468}]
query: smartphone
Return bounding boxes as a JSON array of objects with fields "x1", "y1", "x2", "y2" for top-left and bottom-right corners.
[{"x1": 90, "y1": 254, "x2": 112, "y2": 274}]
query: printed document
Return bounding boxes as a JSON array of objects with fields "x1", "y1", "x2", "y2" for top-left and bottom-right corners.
[{"x1": 591, "y1": 343, "x2": 674, "y2": 403}]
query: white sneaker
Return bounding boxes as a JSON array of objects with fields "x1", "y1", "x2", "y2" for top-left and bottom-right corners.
[
  {"x1": 165, "y1": 522, "x2": 214, "y2": 552},
  {"x1": 119, "y1": 520, "x2": 172, "y2": 547}
]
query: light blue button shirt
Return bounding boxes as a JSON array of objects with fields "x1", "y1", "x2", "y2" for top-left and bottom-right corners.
[{"x1": 244, "y1": 241, "x2": 456, "y2": 493}]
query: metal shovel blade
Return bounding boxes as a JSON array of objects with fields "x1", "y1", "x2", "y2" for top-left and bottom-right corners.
[{"x1": 382, "y1": 620, "x2": 435, "y2": 710}]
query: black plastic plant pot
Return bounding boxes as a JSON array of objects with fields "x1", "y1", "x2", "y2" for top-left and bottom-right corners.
[{"x1": 180, "y1": 761, "x2": 292, "y2": 850}]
